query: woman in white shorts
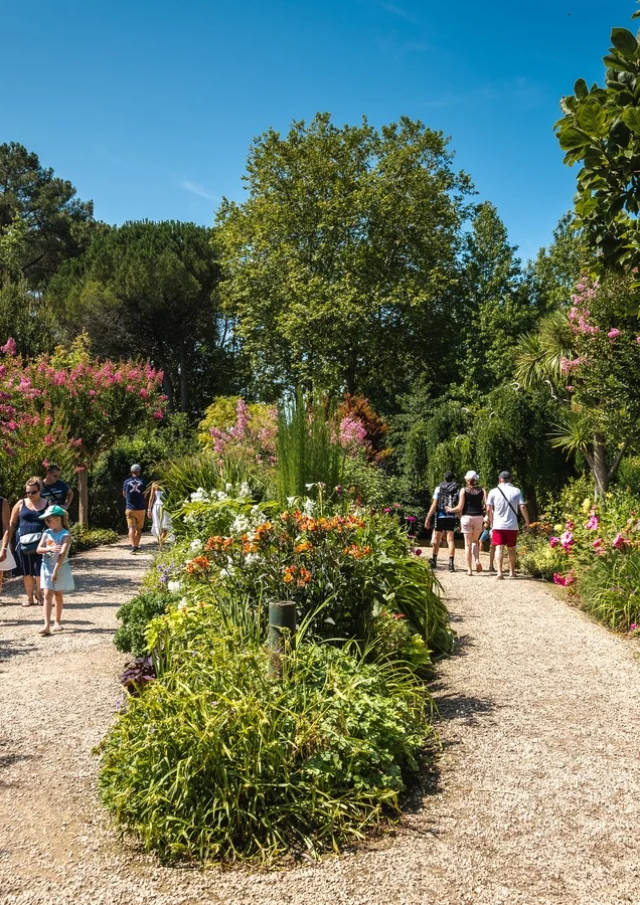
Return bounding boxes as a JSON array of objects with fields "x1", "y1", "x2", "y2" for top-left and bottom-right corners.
[{"x1": 447, "y1": 470, "x2": 486, "y2": 576}]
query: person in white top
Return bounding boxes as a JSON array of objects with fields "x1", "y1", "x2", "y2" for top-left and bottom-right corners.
[{"x1": 486, "y1": 470, "x2": 530, "y2": 580}]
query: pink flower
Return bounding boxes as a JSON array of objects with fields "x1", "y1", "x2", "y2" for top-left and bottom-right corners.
[
  {"x1": 608, "y1": 328, "x2": 621, "y2": 339},
  {"x1": 549, "y1": 537, "x2": 561, "y2": 548},
  {"x1": 153, "y1": 410, "x2": 164, "y2": 420},
  {"x1": 413, "y1": 548, "x2": 423, "y2": 557},
  {"x1": 553, "y1": 571, "x2": 576, "y2": 587},
  {"x1": 1, "y1": 338, "x2": 17, "y2": 356},
  {"x1": 560, "y1": 530, "x2": 574, "y2": 550},
  {"x1": 139, "y1": 388, "x2": 149, "y2": 399},
  {"x1": 566, "y1": 385, "x2": 575, "y2": 393},
  {"x1": 636, "y1": 337, "x2": 640, "y2": 344},
  {"x1": 586, "y1": 513, "x2": 599, "y2": 530},
  {"x1": 339, "y1": 415, "x2": 368, "y2": 450},
  {"x1": 612, "y1": 533, "x2": 627, "y2": 550},
  {"x1": 43, "y1": 434, "x2": 54, "y2": 446},
  {"x1": 406, "y1": 515, "x2": 417, "y2": 523},
  {"x1": 592, "y1": 538, "x2": 604, "y2": 554}
]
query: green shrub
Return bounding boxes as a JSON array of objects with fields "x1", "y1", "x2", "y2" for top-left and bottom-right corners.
[
  {"x1": 577, "y1": 549, "x2": 640, "y2": 630},
  {"x1": 69, "y1": 525, "x2": 118, "y2": 555},
  {"x1": 368, "y1": 610, "x2": 432, "y2": 672},
  {"x1": 99, "y1": 632, "x2": 431, "y2": 864},
  {"x1": 518, "y1": 531, "x2": 567, "y2": 580},
  {"x1": 114, "y1": 590, "x2": 174, "y2": 657}
]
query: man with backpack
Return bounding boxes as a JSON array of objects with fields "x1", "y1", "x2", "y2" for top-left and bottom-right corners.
[
  {"x1": 486, "y1": 471, "x2": 530, "y2": 579},
  {"x1": 424, "y1": 471, "x2": 459, "y2": 572}
]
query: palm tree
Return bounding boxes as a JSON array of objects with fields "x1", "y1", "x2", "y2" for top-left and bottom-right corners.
[{"x1": 516, "y1": 310, "x2": 626, "y2": 496}]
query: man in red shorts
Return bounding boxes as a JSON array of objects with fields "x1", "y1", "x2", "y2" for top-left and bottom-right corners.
[{"x1": 486, "y1": 471, "x2": 530, "y2": 580}]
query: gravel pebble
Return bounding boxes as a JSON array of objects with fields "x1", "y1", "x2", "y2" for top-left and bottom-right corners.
[{"x1": 1, "y1": 546, "x2": 639, "y2": 904}]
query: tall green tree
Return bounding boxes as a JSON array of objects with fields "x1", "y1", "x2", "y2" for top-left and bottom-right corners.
[
  {"x1": 216, "y1": 113, "x2": 474, "y2": 404},
  {"x1": 0, "y1": 142, "x2": 94, "y2": 289},
  {"x1": 525, "y1": 213, "x2": 584, "y2": 315},
  {"x1": 47, "y1": 221, "x2": 238, "y2": 413},
  {"x1": 458, "y1": 202, "x2": 530, "y2": 397}
]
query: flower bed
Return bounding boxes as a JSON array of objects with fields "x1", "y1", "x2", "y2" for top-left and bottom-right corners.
[
  {"x1": 519, "y1": 485, "x2": 640, "y2": 631},
  {"x1": 100, "y1": 483, "x2": 453, "y2": 864}
]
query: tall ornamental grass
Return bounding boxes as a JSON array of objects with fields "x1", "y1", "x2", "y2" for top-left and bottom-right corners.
[{"x1": 276, "y1": 391, "x2": 344, "y2": 504}]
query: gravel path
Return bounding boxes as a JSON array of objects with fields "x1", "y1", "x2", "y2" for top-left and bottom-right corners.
[{"x1": 2, "y1": 547, "x2": 640, "y2": 904}]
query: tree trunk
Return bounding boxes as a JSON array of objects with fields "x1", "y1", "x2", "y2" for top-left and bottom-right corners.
[
  {"x1": 77, "y1": 466, "x2": 89, "y2": 528},
  {"x1": 179, "y1": 346, "x2": 189, "y2": 412},
  {"x1": 161, "y1": 370, "x2": 174, "y2": 411},
  {"x1": 591, "y1": 435, "x2": 609, "y2": 498}
]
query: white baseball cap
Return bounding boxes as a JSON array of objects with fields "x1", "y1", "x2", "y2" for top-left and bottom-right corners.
[{"x1": 464, "y1": 470, "x2": 479, "y2": 481}]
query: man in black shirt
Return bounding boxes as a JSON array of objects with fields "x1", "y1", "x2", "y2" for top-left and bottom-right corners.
[{"x1": 41, "y1": 464, "x2": 74, "y2": 510}]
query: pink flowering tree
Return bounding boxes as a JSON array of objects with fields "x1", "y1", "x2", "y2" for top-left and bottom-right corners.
[
  {"x1": 517, "y1": 272, "x2": 640, "y2": 495},
  {"x1": 0, "y1": 334, "x2": 166, "y2": 525}
]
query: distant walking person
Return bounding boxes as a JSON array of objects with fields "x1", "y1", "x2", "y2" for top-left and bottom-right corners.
[
  {"x1": 424, "y1": 471, "x2": 459, "y2": 572},
  {"x1": 41, "y1": 463, "x2": 74, "y2": 510},
  {"x1": 486, "y1": 471, "x2": 531, "y2": 580},
  {"x1": 36, "y1": 505, "x2": 74, "y2": 635},
  {"x1": 9, "y1": 477, "x2": 48, "y2": 606},
  {"x1": 123, "y1": 464, "x2": 147, "y2": 554},
  {"x1": 147, "y1": 481, "x2": 173, "y2": 548},
  {"x1": 448, "y1": 470, "x2": 486, "y2": 576}
]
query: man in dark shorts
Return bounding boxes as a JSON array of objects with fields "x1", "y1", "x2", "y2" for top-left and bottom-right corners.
[
  {"x1": 41, "y1": 464, "x2": 74, "y2": 510},
  {"x1": 122, "y1": 464, "x2": 147, "y2": 553},
  {"x1": 424, "y1": 471, "x2": 459, "y2": 571}
]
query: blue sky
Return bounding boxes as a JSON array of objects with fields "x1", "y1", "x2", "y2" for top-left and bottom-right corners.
[{"x1": 1, "y1": 0, "x2": 635, "y2": 262}]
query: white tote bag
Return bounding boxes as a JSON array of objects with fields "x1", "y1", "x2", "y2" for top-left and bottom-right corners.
[{"x1": 0, "y1": 546, "x2": 17, "y2": 571}]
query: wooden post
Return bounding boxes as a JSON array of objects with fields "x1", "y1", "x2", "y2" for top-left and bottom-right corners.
[
  {"x1": 77, "y1": 466, "x2": 89, "y2": 528},
  {"x1": 268, "y1": 600, "x2": 297, "y2": 674}
]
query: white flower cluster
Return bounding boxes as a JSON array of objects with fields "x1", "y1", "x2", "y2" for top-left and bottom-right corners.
[
  {"x1": 189, "y1": 538, "x2": 203, "y2": 552},
  {"x1": 167, "y1": 580, "x2": 182, "y2": 594}
]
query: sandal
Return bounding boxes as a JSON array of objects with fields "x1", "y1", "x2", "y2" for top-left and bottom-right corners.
[
  {"x1": 39, "y1": 627, "x2": 51, "y2": 636},
  {"x1": 22, "y1": 599, "x2": 35, "y2": 608},
  {"x1": 475, "y1": 561, "x2": 483, "y2": 573}
]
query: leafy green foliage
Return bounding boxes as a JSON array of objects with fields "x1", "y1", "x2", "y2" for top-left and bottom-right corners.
[
  {"x1": 554, "y1": 11, "x2": 640, "y2": 274},
  {"x1": 100, "y1": 633, "x2": 431, "y2": 863},
  {"x1": 216, "y1": 113, "x2": 473, "y2": 402},
  {"x1": 114, "y1": 590, "x2": 174, "y2": 657}
]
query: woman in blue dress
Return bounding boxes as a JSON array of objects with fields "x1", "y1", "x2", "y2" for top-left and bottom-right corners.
[
  {"x1": 36, "y1": 505, "x2": 74, "y2": 635},
  {"x1": 9, "y1": 477, "x2": 48, "y2": 606}
]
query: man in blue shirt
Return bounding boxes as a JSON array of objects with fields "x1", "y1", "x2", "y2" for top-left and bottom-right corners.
[
  {"x1": 122, "y1": 464, "x2": 147, "y2": 553},
  {"x1": 41, "y1": 464, "x2": 74, "y2": 510}
]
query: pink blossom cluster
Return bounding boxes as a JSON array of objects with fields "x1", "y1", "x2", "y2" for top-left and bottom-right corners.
[
  {"x1": 560, "y1": 356, "x2": 587, "y2": 374},
  {"x1": 553, "y1": 571, "x2": 576, "y2": 587},
  {"x1": 210, "y1": 398, "x2": 277, "y2": 466},
  {"x1": 568, "y1": 277, "x2": 601, "y2": 335},
  {"x1": 339, "y1": 415, "x2": 368, "y2": 451},
  {"x1": 586, "y1": 511, "x2": 599, "y2": 531}
]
